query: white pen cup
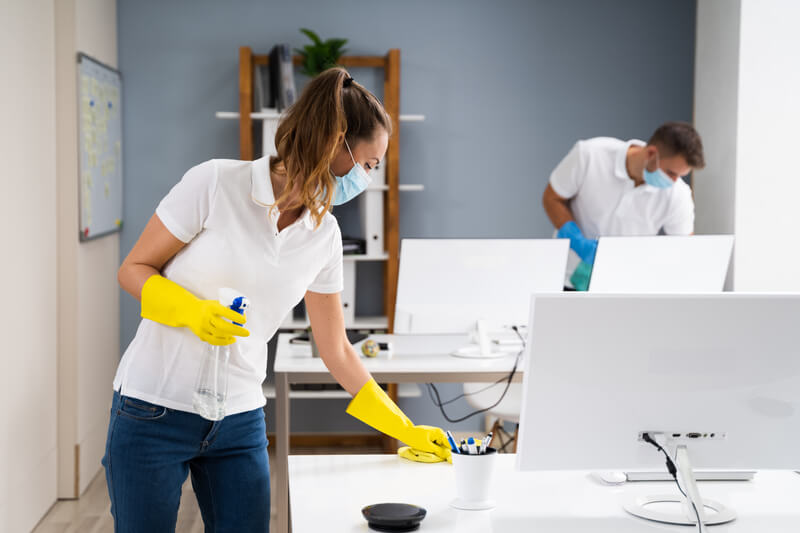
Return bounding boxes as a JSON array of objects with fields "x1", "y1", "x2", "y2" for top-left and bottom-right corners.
[{"x1": 450, "y1": 447, "x2": 497, "y2": 510}]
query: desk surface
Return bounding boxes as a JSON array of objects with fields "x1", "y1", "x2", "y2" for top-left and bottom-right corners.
[
  {"x1": 272, "y1": 333, "x2": 525, "y2": 533},
  {"x1": 274, "y1": 333, "x2": 524, "y2": 380},
  {"x1": 288, "y1": 454, "x2": 800, "y2": 532}
]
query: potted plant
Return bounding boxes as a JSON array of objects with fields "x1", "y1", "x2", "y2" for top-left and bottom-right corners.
[{"x1": 295, "y1": 28, "x2": 348, "y2": 77}]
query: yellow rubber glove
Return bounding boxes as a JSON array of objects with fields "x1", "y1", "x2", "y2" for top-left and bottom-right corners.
[
  {"x1": 346, "y1": 379, "x2": 451, "y2": 463},
  {"x1": 140, "y1": 275, "x2": 250, "y2": 346}
]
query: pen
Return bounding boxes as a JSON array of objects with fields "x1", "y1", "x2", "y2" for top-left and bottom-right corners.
[
  {"x1": 482, "y1": 432, "x2": 493, "y2": 452},
  {"x1": 467, "y1": 437, "x2": 477, "y2": 455},
  {"x1": 446, "y1": 430, "x2": 460, "y2": 454}
]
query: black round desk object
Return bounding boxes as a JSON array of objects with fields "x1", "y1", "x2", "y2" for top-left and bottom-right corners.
[{"x1": 361, "y1": 502, "x2": 427, "y2": 532}]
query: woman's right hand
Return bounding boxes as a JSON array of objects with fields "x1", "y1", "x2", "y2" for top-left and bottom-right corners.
[
  {"x1": 185, "y1": 298, "x2": 250, "y2": 345},
  {"x1": 141, "y1": 275, "x2": 249, "y2": 345}
]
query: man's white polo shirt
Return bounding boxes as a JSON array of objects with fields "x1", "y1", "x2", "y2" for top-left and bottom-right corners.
[
  {"x1": 550, "y1": 137, "x2": 694, "y2": 284},
  {"x1": 550, "y1": 137, "x2": 694, "y2": 238},
  {"x1": 113, "y1": 157, "x2": 343, "y2": 415}
]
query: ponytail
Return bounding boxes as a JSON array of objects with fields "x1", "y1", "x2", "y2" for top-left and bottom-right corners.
[{"x1": 269, "y1": 67, "x2": 391, "y2": 228}]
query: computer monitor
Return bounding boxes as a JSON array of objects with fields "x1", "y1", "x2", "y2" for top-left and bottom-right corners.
[
  {"x1": 588, "y1": 235, "x2": 734, "y2": 293},
  {"x1": 393, "y1": 239, "x2": 569, "y2": 335},
  {"x1": 517, "y1": 293, "x2": 800, "y2": 525}
]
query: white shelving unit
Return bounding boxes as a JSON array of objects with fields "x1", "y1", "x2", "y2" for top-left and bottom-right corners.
[
  {"x1": 262, "y1": 382, "x2": 421, "y2": 400},
  {"x1": 280, "y1": 315, "x2": 389, "y2": 331},
  {"x1": 217, "y1": 108, "x2": 425, "y2": 330},
  {"x1": 215, "y1": 111, "x2": 426, "y2": 122},
  {"x1": 343, "y1": 253, "x2": 389, "y2": 261}
]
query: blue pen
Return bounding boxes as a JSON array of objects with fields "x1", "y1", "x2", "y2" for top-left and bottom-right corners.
[{"x1": 446, "y1": 430, "x2": 460, "y2": 454}]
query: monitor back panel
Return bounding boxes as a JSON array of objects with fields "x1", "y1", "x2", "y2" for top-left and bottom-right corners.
[
  {"x1": 517, "y1": 293, "x2": 800, "y2": 471},
  {"x1": 394, "y1": 239, "x2": 569, "y2": 334},
  {"x1": 589, "y1": 235, "x2": 734, "y2": 293}
]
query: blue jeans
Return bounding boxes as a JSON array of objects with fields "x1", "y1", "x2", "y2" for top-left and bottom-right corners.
[{"x1": 102, "y1": 391, "x2": 270, "y2": 533}]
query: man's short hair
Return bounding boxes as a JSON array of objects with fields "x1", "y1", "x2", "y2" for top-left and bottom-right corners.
[{"x1": 648, "y1": 122, "x2": 705, "y2": 169}]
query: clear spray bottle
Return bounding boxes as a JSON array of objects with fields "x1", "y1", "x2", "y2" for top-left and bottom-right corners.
[{"x1": 193, "y1": 288, "x2": 249, "y2": 421}]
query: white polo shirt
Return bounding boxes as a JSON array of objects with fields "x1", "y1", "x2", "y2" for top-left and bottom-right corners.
[
  {"x1": 549, "y1": 137, "x2": 694, "y2": 282},
  {"x1": 113, "y1": 157, "x2": 343, "y2": 415}
]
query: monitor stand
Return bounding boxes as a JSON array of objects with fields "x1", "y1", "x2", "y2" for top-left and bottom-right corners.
[
  {"x1": 451, "y1": 319, "x2": 507, "y2": 359},
  {"x1": 622, "y1": 445, "x2": 737, "y2": 526}
]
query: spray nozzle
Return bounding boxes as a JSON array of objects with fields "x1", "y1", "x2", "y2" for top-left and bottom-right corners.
[{"x1": 218, "y1": 288, "x2": 249, "y2": 327}]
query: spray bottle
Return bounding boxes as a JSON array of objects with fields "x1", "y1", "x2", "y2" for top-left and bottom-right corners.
[{"x1": 192, "y1": 288, "x2": 249, "y2": 421}]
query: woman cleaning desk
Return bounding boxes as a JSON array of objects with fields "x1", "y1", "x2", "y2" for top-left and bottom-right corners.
[{"x1": 104, "y1": 68, "x2": 450, "y2": 533}]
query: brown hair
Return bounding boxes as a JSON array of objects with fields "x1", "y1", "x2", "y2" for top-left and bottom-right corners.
[
  {"x1": 269, "y1": 67, "x2": 392, "y2": 227},
  {"x1": 648, "y1": 121, "x2": 706, "y2": 169}
]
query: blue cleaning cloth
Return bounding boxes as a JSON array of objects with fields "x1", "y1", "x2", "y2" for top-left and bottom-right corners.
[{"x1": 570, "y1": 260, "x2": 593, "y2": 291}]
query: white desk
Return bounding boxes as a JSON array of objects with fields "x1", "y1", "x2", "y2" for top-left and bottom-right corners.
[
  {"x1": 272, "y1": 333, "x2": 523, "y2": 533},
  {"x1": 288, "y1": 454, "x2": 800, "y2": 532}
]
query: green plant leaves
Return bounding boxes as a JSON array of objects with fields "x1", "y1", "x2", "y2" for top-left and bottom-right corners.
[
  {"x1": 295, "y1": 28, "x2": 349, "y2": 77},
  {"x1": 299, "y1": 28, "x2": 322, "y2": 46}
]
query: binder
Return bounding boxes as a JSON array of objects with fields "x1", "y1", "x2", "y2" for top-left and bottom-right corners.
[
  {"x1": 359, "y1": 164, "x2": 385, "y2": 256},
  {"x1": 269, "y1": 44, "x2": 297, "y2": 111},
  {"x1": 253, "y1": 65, "x2": 271, "y2": 111}
]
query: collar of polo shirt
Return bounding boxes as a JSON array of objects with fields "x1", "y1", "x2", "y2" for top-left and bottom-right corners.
[
  {"x1": 250, "y1": 157, "x2": 317, "y2": 230},
  {"x1": 615, "y1": 139, "x2": 657, "y2": 193}
]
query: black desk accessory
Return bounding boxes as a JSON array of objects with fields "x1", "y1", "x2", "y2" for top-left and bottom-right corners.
[{"x1": 361, "y1": 502, "x2": 426, "y2": 532}]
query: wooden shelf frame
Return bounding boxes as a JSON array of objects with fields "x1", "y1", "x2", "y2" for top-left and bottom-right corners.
[
  {"x1": 238, "y1": 47, "x2": 401, "y2": 334},
  {"x1": 238, "y1": 47, "x2": 403, "y2": 453}
]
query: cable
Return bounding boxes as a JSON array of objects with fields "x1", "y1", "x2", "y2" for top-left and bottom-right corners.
[
  {"x1": 426, "y1": 326, "x2": 524, "y2": 421},
  {"x1": 642, "y1": 433, "x2": 703, "y2": 532},
  {"x1": 426, "y1": 325, "x2": 526, "y2": 423},
  {"x1": 428, "y1": 373, "x2": 515, "y2": 407}
]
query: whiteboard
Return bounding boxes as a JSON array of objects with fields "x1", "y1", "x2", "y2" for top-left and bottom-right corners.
[{"x1": 77, "y1": 53, "x2": 123, "y2": 241}]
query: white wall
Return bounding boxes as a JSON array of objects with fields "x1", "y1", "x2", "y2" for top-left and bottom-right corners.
[
  {"x1": 694, "y1": 0, "x2": 800, "y2": 291},
  {"x1": 0, "y1": 0, "x2": 119, "y2": 526},
  {"x1": 734, "y1": 0, "x2": 800, "y2": 291},
  {"x1": 693, "y1": 0, "x2": 740, "y2": 238},
  {"x1": 0, "y1": 1, "x2": 59, "y2": 531},
  {"x1": 56, "y1": 0, "x2": 120, "y2": 498}
]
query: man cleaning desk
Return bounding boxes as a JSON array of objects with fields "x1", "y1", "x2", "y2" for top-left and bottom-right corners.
[{"x1": 542, "y1": 121, "x2": 705, "y2": 290}]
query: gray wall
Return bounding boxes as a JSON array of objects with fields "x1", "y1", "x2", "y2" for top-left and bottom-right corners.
[{"x1": 118, "y1": 0, "x2": 697, "y2": 430}]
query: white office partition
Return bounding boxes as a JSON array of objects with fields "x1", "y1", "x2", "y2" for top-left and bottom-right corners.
[
  {"x1": 517, "y1": 293, "x2": 800, "y2": 472},
  {"x1": 394, "y1": 239, "x2": 569, "y2": 334},
  {"x1": 589, "y1": 235, "x2": 734, "y2": 293}
]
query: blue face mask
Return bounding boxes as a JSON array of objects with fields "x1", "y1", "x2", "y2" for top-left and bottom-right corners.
[
  {"x1": 643, "y1": 156, "x2": 674, "y2": 189},
  {"x1": 331, "y1": 140, "x2": 372, "y2": 205}
]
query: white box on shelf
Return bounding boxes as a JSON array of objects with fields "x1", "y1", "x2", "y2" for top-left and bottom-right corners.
[
  {"x1": 370, "y1": 162, "x2": 386, "y2": 186},
  {"x1": 261, "y1": 110, "x2": 281, "y2": 157},
  {"x1": 341, "y1": 260, "x2": 357, "y2": 324},
  {"x1": 360, "y1": 189, "x2": 384, "y2": 257},
  {"x1": 360, "y1": 163, "x2": 386, "y2": 256}
]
